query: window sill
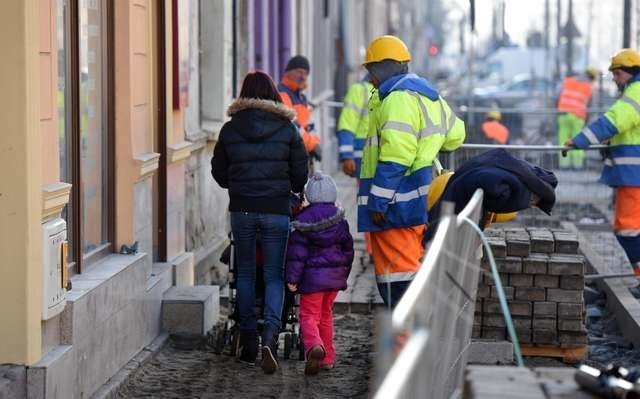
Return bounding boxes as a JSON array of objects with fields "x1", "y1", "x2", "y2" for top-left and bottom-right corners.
[
  {"x1": 167, "y1": 140, "x2": 193, "y2": 164},
  {"x1": 133, "y1": 152, "x2": 161, "y2": 180},
  {"x1": 42, "y1": 182, "x2": 72, "y2": 220}
]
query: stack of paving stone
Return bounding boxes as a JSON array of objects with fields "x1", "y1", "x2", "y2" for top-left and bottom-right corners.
[{"x1": 473, "y1": 227, "x2": 587, "y2": 350}]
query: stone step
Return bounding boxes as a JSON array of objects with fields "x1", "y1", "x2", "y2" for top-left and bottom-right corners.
[{"x1": 162, "y1": 285, "x2": 220, "y2": 336}]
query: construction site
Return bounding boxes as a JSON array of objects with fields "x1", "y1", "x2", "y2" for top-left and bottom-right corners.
[{"x1": 4, "y1": 0, "x2": 640, "y2": 398}]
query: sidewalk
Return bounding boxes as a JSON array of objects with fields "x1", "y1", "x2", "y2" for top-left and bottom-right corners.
[{"x1": 333, "y1": 172, "x2": 384, "y2": 309}]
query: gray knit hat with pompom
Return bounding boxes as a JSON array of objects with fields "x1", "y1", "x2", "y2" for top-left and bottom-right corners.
[{"x1": 305, "y1": 171, "x2": 337, "y2": 204}]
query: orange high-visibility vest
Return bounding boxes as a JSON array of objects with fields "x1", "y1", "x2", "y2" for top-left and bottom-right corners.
[
  {"x1": 481, "y1": 120, "x2": 510, "y2": 144},
  {"x1": 279, "y1": 91, "x2": 320, "y2": 153},
  {"x1": 557, "y1": 77, "x2": 593, "y2": 119}
]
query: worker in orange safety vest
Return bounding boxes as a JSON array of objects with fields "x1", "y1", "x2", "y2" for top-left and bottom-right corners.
[
  {"x1": 278, "y1": 55, "x2": 322, "y2": 162},
  {"x1": 557, "y1": 68, "x2": 597, "y2": 168},
  {"x1": 481, "y1": 110, "x2": 510, "y2": 144}
]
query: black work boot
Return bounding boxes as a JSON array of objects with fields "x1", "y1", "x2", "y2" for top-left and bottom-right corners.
[
  {"x1": 238, "y1": 330, "x2": 258, "y2": 364},
  {"x1": 261, "y1": 326, "x2": 279, "y2": 374}
]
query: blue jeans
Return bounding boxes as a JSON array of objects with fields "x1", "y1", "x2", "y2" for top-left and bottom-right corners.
[{"x1": 230, "y1": 212, "x2": 290, "y2": 331}]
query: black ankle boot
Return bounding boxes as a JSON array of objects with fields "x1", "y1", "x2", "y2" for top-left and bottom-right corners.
[
  {"x1": 261, "y1": 326, "x2": 279, "y2": 374},
  {"x1": 238, "y1": 330, "x2": 258, "y2": 364}
]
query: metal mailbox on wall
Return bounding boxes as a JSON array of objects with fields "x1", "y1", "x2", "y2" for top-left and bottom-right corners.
[{"x1": 42, "y1": 218, "x2": 68, "y2": 320}]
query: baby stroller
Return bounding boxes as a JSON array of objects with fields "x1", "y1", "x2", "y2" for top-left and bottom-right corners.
[{"x1": 215, "y1": 195, "x2": 305, "y2": 361}]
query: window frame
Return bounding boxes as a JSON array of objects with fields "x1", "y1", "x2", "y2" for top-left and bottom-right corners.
[{"x1": 62, "y1": 0, "x2": 115, "y2": 274}]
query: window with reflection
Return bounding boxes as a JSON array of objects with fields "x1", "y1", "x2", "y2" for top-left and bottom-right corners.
[
  {"x1": 79, "y1": 0, "x2": 109, "y2": 255},
  {"x1": 56, "y1": 0, "x2": 113, "y2": 271},
  {"x1": 58, "y1": 0, "x2": 73, "y2": 261}
]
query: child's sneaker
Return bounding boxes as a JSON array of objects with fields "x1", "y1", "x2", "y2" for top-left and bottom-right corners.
[{"x1": 304, "y1": 345, "x2": 325, "y2": 375}]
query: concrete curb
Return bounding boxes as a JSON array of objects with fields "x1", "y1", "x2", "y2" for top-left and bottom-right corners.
[
  {"x1": 90, "y1": 333, "x2": 169, "y2": 399},
  {"x1": 562, "y1": 221, "x2": 640, "y2": 349}
]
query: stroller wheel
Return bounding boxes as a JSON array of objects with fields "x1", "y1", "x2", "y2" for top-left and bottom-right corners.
[{"x1": 283, "y1": 333, "x2": 293, "y2": 360}]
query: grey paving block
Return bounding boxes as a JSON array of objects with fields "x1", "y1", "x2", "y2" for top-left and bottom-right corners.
[
  {"x1": 509, "y1": 328, "x2": 532, "y2": 344},
  {"x1": 476, "y1": 283, "x2": 491, "y2": 299},
  {"x1": 472, "y1": 324, "x2": 482, "y2": 339},
  {"x1": 534, "y1": 274, "x2": 559, "y2": 288},
  {"x1": 485, "y1": 272, "x2": 509, "y2": 286},
  {"x1": 484, "y1": 314, "x2": 507, "y2": 327},
  {"x1": 533, "y1": 302, "x2": 557, "y2": 318},
  {"x1": 533, "y1": 317, "x2": 557, "y2": 330},
  {"x1": 512, "y1": 316, "x2": 532, "y2": 330},
  {"x1": 484, "y1": 228, "x2": 506, "y2": 239},
  {"x1": 509, "y1": 273, "x2": 533, "y2": 287},
  {"x1": 515, "y1": 287, "x2": 546, "y2": 302},
  {"x1": 490, "y1": 285, "x2": 514, "y2": 300},
  {"x1": 481, "y1": 327, "x2": 506, "y2": 340},
  {"x1": 483, "y1": 299, "x2": 501, "y2": 314},
  {"x1": 496, "y1": 257, "x2": 523, "y2": 274},
  {"x1": 557, "y1": 302, "x2": 584, "y2": 319},
  {"x1": 528, "y1": 229, "x2": 555, "y2": 253},
  {"x1": 553, "y1": 231, "x2": 579, "y2": 254},
  {"x1": 547, "y1": 254, "x2": 585, "y2": 276},
  {"x1": 547, "y1": 288, "x2": 583, "y2": 303},
  {"x1": 559, "y1": 331, "x2": 588, "y2": 346},
  {"x1": 162, "y1": 285, "x2": 219, "y2": 336},
  {"x1": 560, "y1": 275, "x2": 585, "y2": 290},
  {"x1": 532, "y1": 329, "x2": 558, "y2": 345},
  {"x1": 467, "y1": 340, "x2": 514, "y2": 365},
  {"x1": 522, "y1": 254, "x2": 548, "y2": 274},
  {"x1": 506, "y1": 231, "x2": 531, "y2": 257},
  {"x1": 508, "y1": 300, "x2": 533, "y2": 317},
  {"x1": 558, "y1": 319, "x2": 585, "y2": 332},
  {"x1": 484, "y1": 237, "x2": 507, "y2": 259}
]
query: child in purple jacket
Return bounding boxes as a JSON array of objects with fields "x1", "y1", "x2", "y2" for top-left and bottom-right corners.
[{"x1": 286, "y1": 172, "x2": 354, "y2": 375}]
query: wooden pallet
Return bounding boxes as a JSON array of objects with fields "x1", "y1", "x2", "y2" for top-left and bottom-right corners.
[{"x1": 520, "y1": 344, "x2": 587, "y2": 364}]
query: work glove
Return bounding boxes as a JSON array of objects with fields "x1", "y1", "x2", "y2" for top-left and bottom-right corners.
[
  {"x1": 370, "y1": 211, "x2": 386, "y2": 226},
  {"x1": 342, "y1": 159, "x2": 356, "y2": 176},
  {"x1": 561, "y1": 139, "x2": 575, "y2": 157}
]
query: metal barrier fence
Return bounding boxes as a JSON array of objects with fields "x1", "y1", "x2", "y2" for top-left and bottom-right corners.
[{"x1": 374, "y1": 189, "x2": 485, "y2": 399}]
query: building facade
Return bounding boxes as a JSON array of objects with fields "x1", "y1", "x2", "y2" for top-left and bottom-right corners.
[{"x1": 0, "y1": 0, "x2": 396, "y2": 397}]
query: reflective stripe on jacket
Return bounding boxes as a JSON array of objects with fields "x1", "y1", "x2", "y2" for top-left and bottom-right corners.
[
  {"x1": 557, "y1": 77, "x2": 593, "y2": 119},
  {"x1": 279, "y1": 83, "x2": 320, "y2": 153},
  {"x1": 357, "y1": 74, "x2": 466, "y2": 232},
  {"x1": 337, "y1": 81, "x2": 374, "y2": 176},
  {"x1": 572, "y1": 76, "x2": 640, "y2": 187}
]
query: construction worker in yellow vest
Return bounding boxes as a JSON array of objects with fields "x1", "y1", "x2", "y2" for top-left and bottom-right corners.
[
  {"x1": 557, "y1": 67, "x2": 598, "y2": 168},
  {"x1": 565, "y1": 49, "x2": 640, "y2": 276},
  {"x1": 358, "y1": 35, "x2": 465, "y2": 307},
  {"x1": 337, "y1": 77, "x2": 374, "y2": 177}
]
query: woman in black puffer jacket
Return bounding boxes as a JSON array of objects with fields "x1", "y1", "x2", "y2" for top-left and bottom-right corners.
[{"x1": 211, "y1": 71, "x2": 308, "y2": 374}]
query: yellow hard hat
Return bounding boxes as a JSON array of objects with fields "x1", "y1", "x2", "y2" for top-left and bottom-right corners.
[
  {"x1": 609, "y1": 49, "x2": 640, "y2": 71},
  {"x1": 487, "y1": 110, "x2": 502, "y2": 120},
  {"x1": 585, "y1": 67, "x2": 599, "y2": 80},
  {"x1": 492, "y1": 212, "x2": 518, "y2": 223},
  {"x1": 428, "y1": 171, "x2": 453, "y2": 211},
  {"x1": 364, "y1": 35, "x2": 411, "y2": 65}
]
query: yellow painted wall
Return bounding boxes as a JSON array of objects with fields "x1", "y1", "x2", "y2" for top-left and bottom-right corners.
[
  {"x1": 0, "y1": 0, "x2": 43, "y2": 364},
  {"x1": 115, "y1": 0, "x2": 155, "y2": 248},
  {"x1": 40, "y1": 0, "x2": 59, "y2": 185}
]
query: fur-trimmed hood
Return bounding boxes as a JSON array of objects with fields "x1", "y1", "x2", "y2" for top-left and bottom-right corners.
[
  {"x1": 225, "y1": 98, "x2": 297, "y2": 142},
  {"x1": 292, "y1": 206, "x2": 345, "y2": 232},
  {"x1": 227, "y1": 97, "x2": 295, "y2": 121}
]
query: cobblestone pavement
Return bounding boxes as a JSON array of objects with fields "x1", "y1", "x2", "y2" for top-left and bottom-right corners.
[{"x1": 117, "y1": 314, "x2": 375, "y2": 399}]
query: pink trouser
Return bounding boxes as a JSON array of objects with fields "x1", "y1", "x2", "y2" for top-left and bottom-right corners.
[{"x1": 300, "y1": 291, "x2": 338, "y2": 365}]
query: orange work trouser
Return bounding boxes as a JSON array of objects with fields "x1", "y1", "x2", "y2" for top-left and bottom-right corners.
[{"x1": 370, "y1": 225, "x2": 425, "y2": 280}]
